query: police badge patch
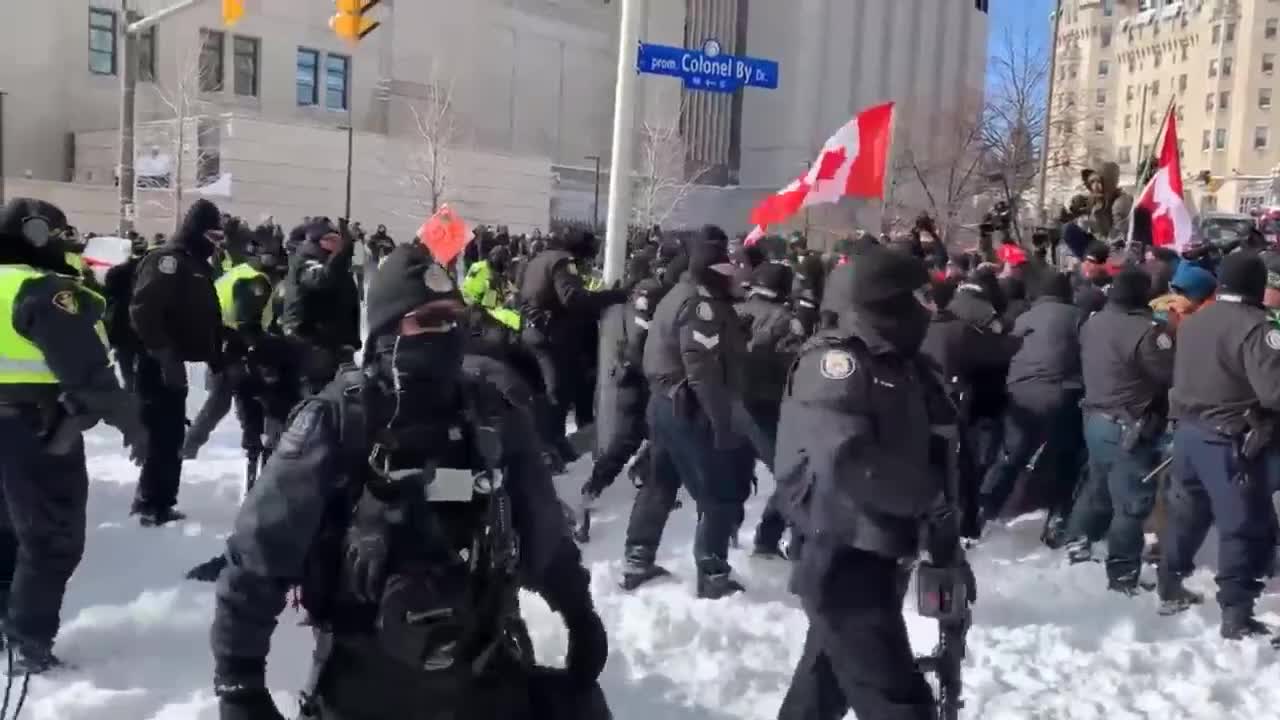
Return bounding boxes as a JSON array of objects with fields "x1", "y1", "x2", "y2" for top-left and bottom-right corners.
[
  {"x1": 696, "y1": 302, "x2": 714, "y2": 321},
  {"x1": 819, "y1": 349, "x2": 855, "y2": 380},
  {"x1": 51, "y1": 290, "x2": 78, "y2": 315},
  {"x1": 1156, "y1": 333, "x2": 1173, "y2": 350},
  {"x1": 1267, "y1": 329, "x2": 1280, "y2": 351},
  {"x1": 989, "y1": 319, "x2": 1003, "y2": 335},
  {"x1": 158, "y1": 255, "x2": 178, "y2": 274},
  {"x1": 635, "y1": 295, "x2": 649, "y2": 312},
  {"x1": 790, "y1": 317, "x2": 805, "y2": 336},
  {"x1": 423, "y1": 264, "x2": 455, "y2": 293}
]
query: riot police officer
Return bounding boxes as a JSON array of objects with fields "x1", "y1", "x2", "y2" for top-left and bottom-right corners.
[
  {"x1": 736, "y1": 262, "x2": 805, "y2": 557},
  {"x1": 129, "y1": 198, "x2": 224, "y2": 526},
  {"x1": 517, "y1": 230, "x2": 626, "y2": 462},
  {"x1": 1163, "y1": 252, "x2": 1280, "y2": 637},
  {"x1": 210, "y1": 244, "x2": 609, "y2": 720},
  {"x1": 1065, "y1": 269, "x2": 1173, "y2": 593},
  {"x1": 279, "y1": 218, "x2": 362, "y2": 397},
  {"x1": 0, "y1": 198, "x2": 147, "y2": 672},
  {"x1": 624, "y1": 228, "x2": 751, "y2": 598},
  {"x1": 773, "y1": 245, "x2": 966, "y2": 720}
]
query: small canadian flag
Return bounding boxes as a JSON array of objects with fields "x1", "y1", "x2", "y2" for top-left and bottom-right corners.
[
  {"x1": 748, "y1": 102, "x2": 895, "y2": 232},
  {"x1": 1134, "y1": 111, "x2": 1193, "y2": 251}
]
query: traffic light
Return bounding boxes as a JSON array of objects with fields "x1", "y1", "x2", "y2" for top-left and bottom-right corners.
[
  {"x1": 331, "y1": 0, "x2": 381, "y2": 43},
  {"x1": 221, "y1": 0, "x2": 244, "y2": 26}
]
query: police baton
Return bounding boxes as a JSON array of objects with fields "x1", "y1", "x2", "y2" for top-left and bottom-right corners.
[{"x1": 1142, "y1": 456, "x2": 1173, "y2": 485}]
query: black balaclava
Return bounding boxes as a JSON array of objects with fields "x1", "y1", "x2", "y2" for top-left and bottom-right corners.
[
  {"x1": 176, "y1": 198, "x2": 223, "y2": 260},
  {"x1": 1218, "y1": 251, "x2": 1268, "y2": 306},
  {"x1": 687, "y1": 225, "x2": 734, "y2": 298},
  {"x1": 365, "y1": 244, "x2": 467, "y2": 419},
  {"x1": 825, "y1": 245, "x2": 931, "y2": 356},
  {"x1": 1108, "y1": 268, "x2": 1153, "y2": 311}
]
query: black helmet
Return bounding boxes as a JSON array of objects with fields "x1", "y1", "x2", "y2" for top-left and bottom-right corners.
[{"x1": 0, "y1": 198, "x2": 76, "y2": 273}]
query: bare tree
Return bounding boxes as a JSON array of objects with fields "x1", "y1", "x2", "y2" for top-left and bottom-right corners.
[
  {"x1": 632, "y1": 99, "x2": 710, "y2": 228},
  {"x1": 144, "y1": 41, "x2": 221, "y2": 231},
  {"x1": 984, "y1": 30, "x2": 1047, "y2": 217},
  {"x1": 903, "y1": 96, "x2": 989, "y2": 244},
  {"x1": 405, "y1": 78, "x2": 459, "y2": 215}
]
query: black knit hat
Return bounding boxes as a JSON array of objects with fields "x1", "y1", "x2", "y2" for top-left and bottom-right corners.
[
  {"x1": 366, "y1": 244, "x2": 463, "y2": 341},
  {"x1": 1219, "y1": 250, "x2": 1267, "y2": 301},
  {"x1": 749, "y1": 262, "x2": 793, "y2": 299},
  {"x1": 1108, "y1": 267, "x2": 1153, "y2": 310},
  {"x1": 824, "y1": 244, "x2": 930, "y2": 309},
  {"x1": 688, "y1": 235, "x2": 735, "y2": 277}
]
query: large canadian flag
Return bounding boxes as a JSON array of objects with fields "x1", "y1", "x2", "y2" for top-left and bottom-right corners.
[
  {"x1": 749, "y1": 102, "x2": 895, "y2": 231},
  {"x1": 1134, "y1": 111, "x2": 1193, "y2": 251}
]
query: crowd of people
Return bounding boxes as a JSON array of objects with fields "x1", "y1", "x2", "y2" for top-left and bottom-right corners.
[{"x1": 0, "y1": 160, "x2": 1279, "y2": 719}]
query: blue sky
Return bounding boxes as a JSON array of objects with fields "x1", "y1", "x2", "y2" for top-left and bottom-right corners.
[{"x1": 988, "y1": 0, "x2": 1054, "y2": 75}]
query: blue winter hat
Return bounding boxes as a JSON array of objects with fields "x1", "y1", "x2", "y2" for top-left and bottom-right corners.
[{"x1": 1169, "y1": 263, "x2": 1217, "y2": 302}]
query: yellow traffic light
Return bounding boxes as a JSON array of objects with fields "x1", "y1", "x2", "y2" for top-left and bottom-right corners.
[
  {"x1": 330, "y1": 0, "x2": 381, "y2": 43},
  {"x1": 221, "y1": 0, "x2": 244, "y2": 26}
]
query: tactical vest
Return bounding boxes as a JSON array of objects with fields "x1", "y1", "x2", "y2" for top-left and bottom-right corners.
[
  {"x1": 215, "y1": 263, "x2": 274, "y2": 330},
  {"x1": 300, "y1": 368, "x2": 528, "y2": 678}
]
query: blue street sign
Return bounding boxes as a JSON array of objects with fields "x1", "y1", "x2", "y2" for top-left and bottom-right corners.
[{"x1": 636, "y1": 38, "x2": 779, "y2": 93}]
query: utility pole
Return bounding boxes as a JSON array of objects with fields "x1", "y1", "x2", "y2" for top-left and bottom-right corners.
[
  {"x1": 1037, "y1": 0, "x2": 1063, "y2": 224},
  {"x1": 601, "y1": 0, "x2": 641, "y2": 286},
  {"x1": 342, "y1": 123, "x2": 354, "y2": 219},
  {"x1": 585, "y1": 154, "x2": 601, "y2": 230}
]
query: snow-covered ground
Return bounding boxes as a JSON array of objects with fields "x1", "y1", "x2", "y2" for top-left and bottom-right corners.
[{"x1": 19, "y1": 371, "x2": 1280, "y2": 719}]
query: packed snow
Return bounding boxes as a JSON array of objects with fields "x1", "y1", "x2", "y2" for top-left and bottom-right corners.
[{"x1": 17, "y1": 368, "x2": 1280, "y2": 719}]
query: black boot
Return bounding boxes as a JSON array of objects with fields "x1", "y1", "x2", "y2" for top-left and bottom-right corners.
[
  {"x1": 1221, "y1": 606, "x2": 1271, "y2": 640},
  {"x1": 132, "y1": 506, "x2": 187, "y2": 527},
  {"x1": 696, "y1": 559, "x2": 744, "y2": 600},
  {"x1": 619, "y1": 546, "x2": 670, "y2": 591},
  {"x1": 751, "y1": 526, "x2": 786, "y2": 559},
  {"x1": 1157, "y1": 575, "x2": 1204, "y2": 616},
  {"x1": 7, "y1": 639, "x2": 65, "y2": 676},
  {"x1": 185, "y1": 555, "x2": 228, "y2": 582}
]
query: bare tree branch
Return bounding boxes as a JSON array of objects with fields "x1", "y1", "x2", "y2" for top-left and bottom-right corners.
[
  {"x1": 405, "y1": 74, "x2": 459, "y2": 216},
  {"x1": 632, "y1": 98, "x2": 708, "y2": 228},
  {"x1": 145, "y1": 41, "x2": 220, "y2": 230}
]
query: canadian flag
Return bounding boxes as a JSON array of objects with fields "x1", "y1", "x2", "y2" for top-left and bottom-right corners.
[
  {"x1": 749, "y1": 102, "x2": 895, "y2": 230},
  {"x1": 1134, "y1": 111, "x2": 1193, "y2": 251}
]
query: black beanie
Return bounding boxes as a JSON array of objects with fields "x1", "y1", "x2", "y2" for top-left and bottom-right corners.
[
  {"x1": 1218, "y1": 250, "x2": 1267, "y2": 301},
  {"x1": 749, "y1": 262, "x2": 793, "y2": 299},
  {"x1": 688, "y1": 236, "x2": 734, "y2": 277},
  {"x1": 846, "y1": 245, "x2": 929, "y2": 307},
  {"x1": 1107, "y1": 268, "x2": 1152, "y2": 310},
  {"x1": 1034, "y1": 271, "x2": 1074, "y2": 302},
  {"x1": 303, "y1": 218, "x2": 336, "y2": 245},
  {"x1": 365, "y1": 244, "x2": 462, "y2": 341}
]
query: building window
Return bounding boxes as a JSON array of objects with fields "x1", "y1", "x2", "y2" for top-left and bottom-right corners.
[
  {"x1": 1256, "y1": 126, "x2": 1270, "y2": 149},
  {"x1": 88, "y1": 8, "x2": 116, "y2": 76},
  {"x1": 1102, "y1": 28, "x2": 1112, "y2": 48},
  {"x1": 233, "y1": 36, "x2": 259, "y2": 97},
  {"x1": 1151, "y1": 80, "x2": 1160, "y2": 96},
  {"x1": 1182, "y1": 45, "x2": 1189, "y2": 62},
  {"x1": 1209, "y1": 59, "x2": 1218, "y2": 77},
  {"x1": 1203, "y1": 129, "x2": 1211, "y2": 150},
  {"x1": 1127, "y1": 85, "x2": 1135, "y2": 102},
  {"x1": 1154, "y1": 51, "x2": 1162, "y2": 68},
  {"x1": 296, "y1": 48, "x2": 319, "y2": 106},
  {"x1": 1098, "y1": 60, "x2": 1110, "y2": 78},
  {"x1": 1150, "y1": 111, "x2": 1160, "y2": 127},
  {"x1": 1096, "y1": 89, "x2": 1107, "y2": 107},
  {"x1": 1206, "y1": 92, "x2": 1215, "y2": 111},
  {"x1": 138, "y1": 27, "x2": 157, "y2": 83},
  {"x1": 1125, "y1": 114, "x2": 1133, "y2": 129},
  {"x1": 1265, "y1": 53, "x2": 1276, "y2": 74},
  {"x1": 1178, "y1": 73, "x2": 1187, "y2": 92},
  {"x1": 1220, "y1": 90, "x2": 1230, "y2": 109},
  {"x1": 1268, "y1": 18, "x2": 1279, "y2": 40},
  {"x1": 1129, "y1": 58, "x2": 1136, "y2": 73},
  {"x1": 199, "y1": 29, "x2": 225, "y2": 92},
  {"x1": 1263, "y1": 88, "x2": 1274, "y2": 109},
  {"x1": 1216, "y1": 128, "x2": 1228, "y2": 150},
  {"x1": 1226, "y1": 23, "x2": 1236, "y2": 43},
  {"x1": 1104, "y1": 0, "x2": 1114, "y2": 17},
  {"x1": 1224, "y1": 57, "x2": 1234, "y2": 76},
  {"x1": 1213, "y1": 24, "x2": 1221, "y2": 43},
  {"x1": 1094, "y1": 118, "x2": 1105, "y2": 134},
  {"x1": 325, "y1": 53, "x2": 350, "y2": 110},
  {"x1": 1177, "y1": 105, "x2": 1185, "y2": 121},
  {"x1": 1118, "y1": 146, "x2": 1131, "y2": 164}
]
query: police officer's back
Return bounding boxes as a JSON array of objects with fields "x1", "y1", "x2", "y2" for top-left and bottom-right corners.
[
  {"x1": 735, "y1": 262, "x2": 804, "y2": 427},
  {"x1": 128, "y1": 198, "x2": 223, "y2": 525},
  {"x1": 211, "y1": 245, "x2": 608, "y2": 720},
  {"x1": 0, "y1": 199, "x2": 147, "y2": 672},
  {"x1": 102, "y1": 237, "x2": 148, "y2": 391},
  {"x1": 773, "y1": 245, "x2": 962, "y2": 720},
  {"x1": 279, "y1": 219, "x2": 361, "y2": 393}
]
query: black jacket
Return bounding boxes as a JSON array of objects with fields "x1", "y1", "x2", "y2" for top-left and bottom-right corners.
[
  {"x1": 920, "y1": 291, "x2": 1021, "y2": 420},
  {"x1": 129, "y1": 245, "x2": 221, "y2": 364},
  {"x1": 517, "y1": 249, "x2": 624, "y2": 346},
  {"x1": 735, "y1": 294, "x2": 804, "y2": 408},
  {"x1": 103, "y1": 255, "x2": 142, "y2": 351},
  {"x1": 1005, "y1": 296, "x2": 1084, "y2": 390},
  {"x1": 1080, "y1": 304, "x2": 1174, "y2": 421},
  {"x1": 279, "y1": 239, "x2": 361, "y2": 351}
]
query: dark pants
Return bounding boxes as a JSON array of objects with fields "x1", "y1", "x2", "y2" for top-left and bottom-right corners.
[
  {"x1": 623, "y1": 439, "x2": 681, "y2": 554},
  {"x1": 979, "y1": 384, "x2": 1084, "y2": 518},
  {"x1": 114, "y1": 346, "x2": 139, "y2": 394},
  {"x1": 134, "y1": 354, "x2": 188, "y2": 513},
  {"x1": 747, "y1": 401, "x2": 788, "y2": 549},
  {"x1": 529, "y1": 341, "x2": 588, "y2": 435},
  {"x1": 0, "y1": 413, "x2": 88, "y2": 649},
  {"x1": 778, "y1": 545, "x2": 933, "y2": 720},
  {"x1": 586, "y1": 380, "x2": 648, "y2": 493},
  {"x1": 1160, "y1": 422, "x2": 1277, "y2": 611},
  {"x1": 648, "y1": 392, "x2": 753, "y2": 570},
  {"x1": 1065, "y1": 413, "x2": 1159, "y2": 582}
]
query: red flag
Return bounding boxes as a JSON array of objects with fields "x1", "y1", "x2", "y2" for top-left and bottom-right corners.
[
  {"x1": 750, "y1": 102, "x2": 895, "y2": 229},
  {"x1": 416, "y1": 204, "x2": 470, "y2": 264},
  {"x1": 743, "y1": 225, "x2": 766, "y2": 247},
  {"x1": 1134, "y1": 112, "x2": 1193, "y2": 251}
]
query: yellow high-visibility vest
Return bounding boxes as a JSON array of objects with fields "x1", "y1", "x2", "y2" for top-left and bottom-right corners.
[
  {"x1": 0, "y1": 265, "x2": 57, "y2": 384},
  {"x1": 215, "y1": 263, "x2": 274, "y2": 330}
]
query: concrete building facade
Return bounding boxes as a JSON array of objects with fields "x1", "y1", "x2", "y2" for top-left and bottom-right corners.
[
  {"x1": 0, "y1": 0, "x2": 990, "y2": 240},
  {"x1": 1049, "y1": 0, "x2": 1280, "y2": 214}
]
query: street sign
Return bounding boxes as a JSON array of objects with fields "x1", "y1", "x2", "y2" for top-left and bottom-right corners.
[{"x1": 636, "y1": 38, "x2": 778, "y2": 93}]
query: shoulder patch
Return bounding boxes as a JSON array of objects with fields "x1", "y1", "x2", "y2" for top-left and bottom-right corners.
[
  {"x1": 819, "y1": 349, "x2": 856, "y2": 380},
  {"x1": 158, "y1": 255, "x2": 178, "y2": 274},
  {"x1": 251, "y1": 283, "x2": 267, "y2": 297},
  {"x1": 635, "y1": 295, "x2": 649, "y2": 312},
  {"x1": 277, "y1": 402, "x2": 324, "y2": 458},
  {"x1": 565, "y1": 262, "x2": 579, "y2": 276},
  {"x1": 989, "y1": 319, "x2": 1003, "y2": 335},
  {"x1": 423, "y1": 264, "x2": 455, "y2": 292},
  {"x1": 51, "y1": 289, "x2": 79, "y2": 315},
  {"x1": 790, "y1": 317, "x2": 805, "y2": 336},
  {"x1": 696, "y1": 302, "x2": 715, "y2": 321},
  {"x1": 1267, "y1": 329, "x2": 1280, "y2": 351},
  {"x1": 1155, "y1": 333, "x2": 1173, "y2": 350}
]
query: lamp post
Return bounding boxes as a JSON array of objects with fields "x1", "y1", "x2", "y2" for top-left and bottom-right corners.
[
  {"x1": 339, "y1": 124, "x2": 354, "y2": 219},
  {"x1": 584, "y1": 154, "x2": 602, "y2": 230}
]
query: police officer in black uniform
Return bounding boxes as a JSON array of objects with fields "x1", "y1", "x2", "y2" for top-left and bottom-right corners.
[
  {"x1": 1162, "y1": 252, "x2": 1280, "y2": 637},
  {"x1": 210, "y1": 244, "x2": 609, "y2": 720},
  {"x1": 0, "y1": 198, "x2": 148, "y2": 672},
  {"x1": 736, "y1": 262, "x2": 806, "y2": 557},
  {"x1": 1073, "y1": 241, "x2": 1112, "y2": 317},
  {"x1": 129, "y1": 198, "x2": 224, "y2": 526},
  {"x1": 280, "y1": 218, "x2": 362, "y2": 397},
  {"x1": 517, "y1": 230, "x2": 626, "y2": 462},
  {"x1": 1062, "y1": 268, "x2": 1173, "y2": 592},
  {"x1": 622, "y1": 228, "x2": 751, "y2": 598},
  {"x1": 791, "y1": 253, "x2": 825, "y2": 336},
  {"x1": 773, "y1": 245, "x2": 967, "y2": 720},
  {"x1": 103, "y1": 234, "x2": 149, "y2": 393}
]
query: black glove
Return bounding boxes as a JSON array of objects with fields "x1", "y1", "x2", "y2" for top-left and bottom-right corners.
[
  {"x1": 217, "y1": 689, "x2": 286, "y2": 720},
  {"x1": 564, "y1": 606, "x2": 608, "y2": 684}
]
